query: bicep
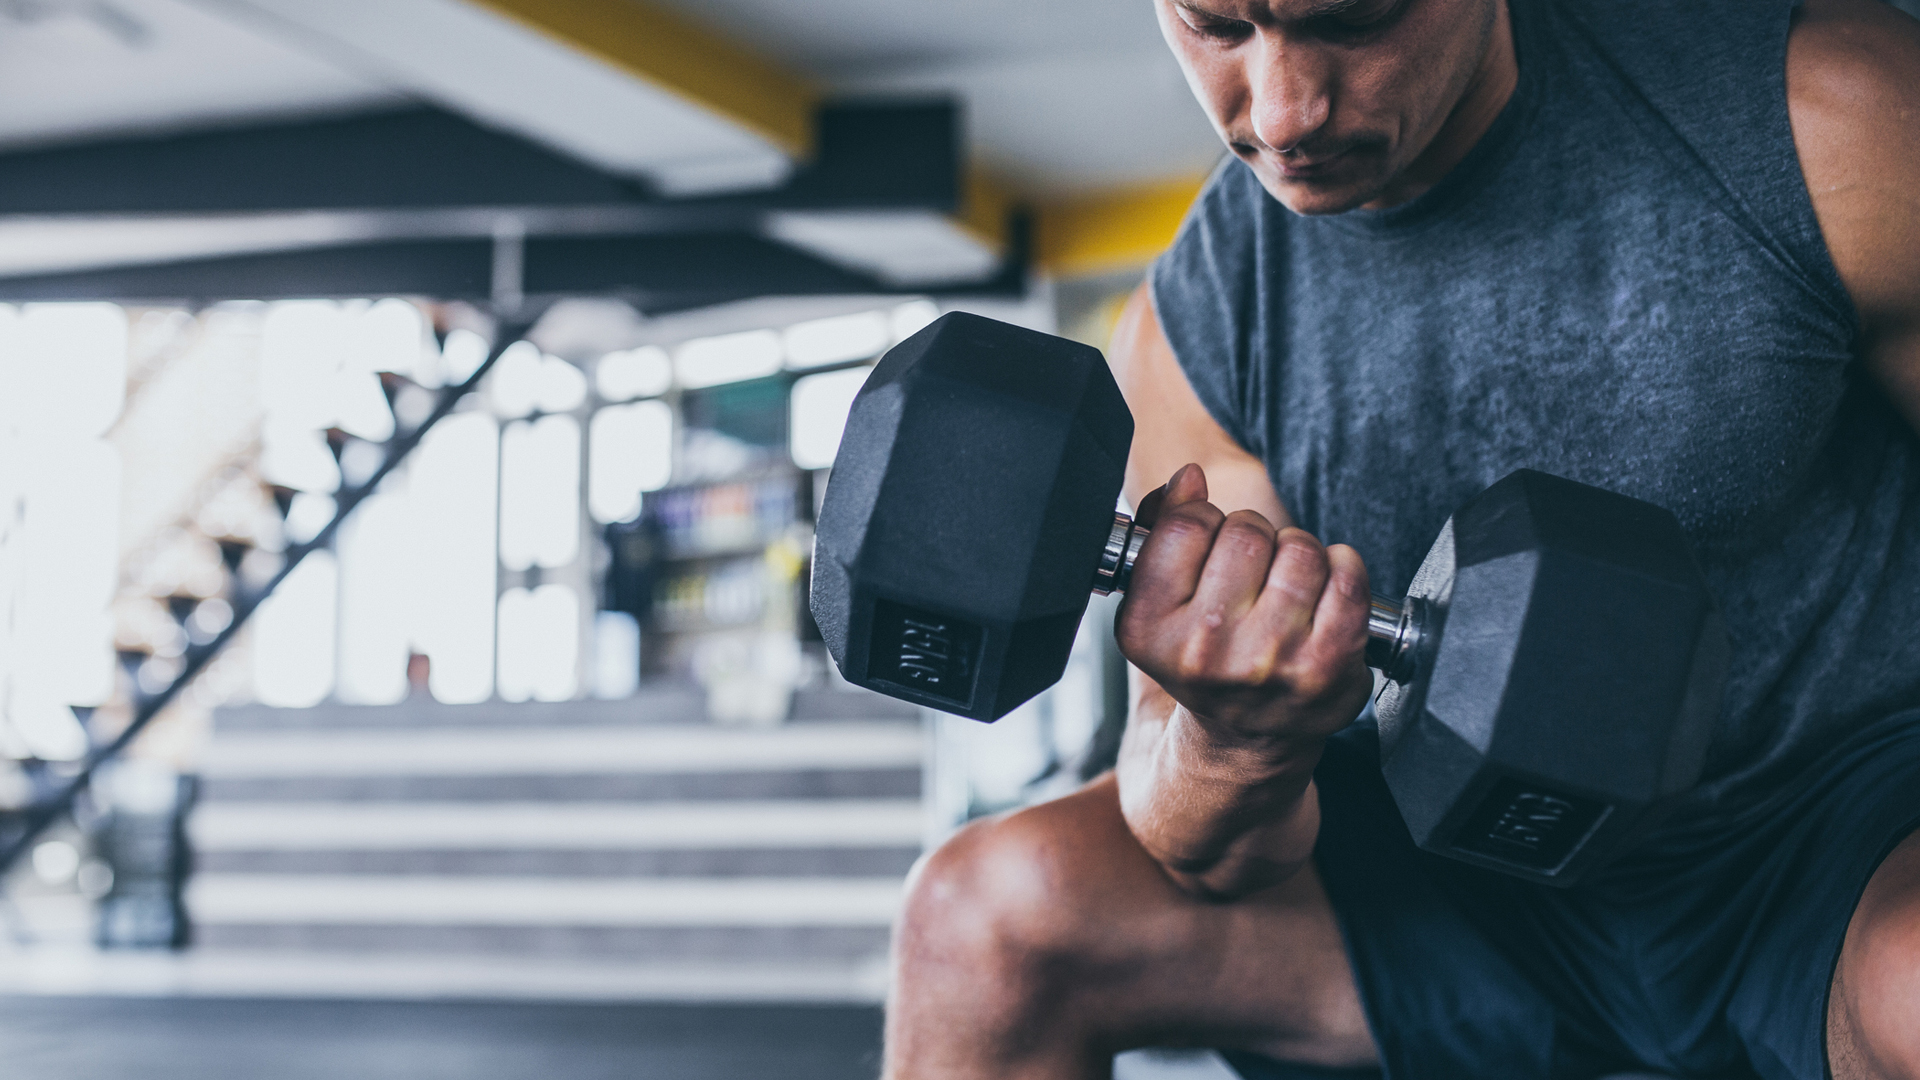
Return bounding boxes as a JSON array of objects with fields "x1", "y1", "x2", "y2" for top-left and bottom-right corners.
[
  {"x1": 1789, "y1": 0, "x2": 1920, "y2": 432},
  {"x1": 1108, "y1": 283, "x2": 1290, "y2": 527}
]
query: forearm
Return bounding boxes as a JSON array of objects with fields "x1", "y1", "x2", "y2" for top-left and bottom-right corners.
[{"x1": 1116, "y1": 675, "x2": 1326, "y2": 900}]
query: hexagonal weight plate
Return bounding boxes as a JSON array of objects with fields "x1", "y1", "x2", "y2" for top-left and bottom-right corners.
[
  {"x1": 811, "y1": 312, "x2": 1132, "y2": 721},
  {"x1": 1376, "y1": 470, "x2": 1728, "y2": 885}
]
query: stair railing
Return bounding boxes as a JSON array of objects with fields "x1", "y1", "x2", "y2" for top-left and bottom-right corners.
[{"x1": 0, "y1": 311, "x2": 539, "y2": 877}]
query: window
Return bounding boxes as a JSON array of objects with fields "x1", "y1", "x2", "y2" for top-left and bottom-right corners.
[
  {"x1": 789, "y1": 366, "x2": 875, "y2": 470},
  {"x1": 499, "y1": 414, "x2": 581, "y2": 570},
  {"x1": 497, "y1": 584, "x2": 579, "y2": 703},
  {"x1": 588, "y1": 399, "x2": 674, "y2": 523}
]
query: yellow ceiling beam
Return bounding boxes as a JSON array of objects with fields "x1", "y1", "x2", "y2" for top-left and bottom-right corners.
[
  {"x1": 959, "y1": 167, "x2": 1015, "y2": 250},
  {"x1": 468, "y1": 0, "x2": 819, "y2": 155},
  {"x1": 1035, "y1": 176, "x2": 1208, "y2": 279}
]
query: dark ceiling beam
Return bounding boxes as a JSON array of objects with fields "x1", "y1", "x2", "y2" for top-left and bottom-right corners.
[
  {"x1": 0, "y1": 100, "x2": 961, "y2": 217},
  {"x1": 0, "y1": 233, "x2": 874, "y2": 309},
  {"x1": 0, "y1": 223, "x2": 1026, "y2": 311}
]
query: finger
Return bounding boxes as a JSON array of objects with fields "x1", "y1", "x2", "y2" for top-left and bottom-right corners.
[
  {"x1": 1187, "y1": 509, "x2": 1280, "y2": 626},
  {"x1": 1123, "y1": 489, "x2": 1226, "y2": 616},
  {"x1": 1301, "y1": 543, "x2": 1372, "y2": 674},
  {"x1": 1134, "y1": 463, "x2": 1205, "y2": 529},
  {"x1": 1158, "y1": 462, "x2": 1208, "y2": 510},
  {"x1": 1242, "y1": 528, "x2": 1333, "y2": 660},
  {"x1": 1168, "y1": 463, "x2": 1208, "y2": 507}
]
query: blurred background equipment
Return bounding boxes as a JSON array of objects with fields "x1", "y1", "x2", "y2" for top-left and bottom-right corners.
[{"x1": 0, "y1": 0, "x2": 1233, "y2": 1075}]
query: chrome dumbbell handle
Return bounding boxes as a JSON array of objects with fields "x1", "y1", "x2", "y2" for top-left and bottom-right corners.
[{"x1": 1090, "y1": 512, "x2": 1424, "y2": 682}]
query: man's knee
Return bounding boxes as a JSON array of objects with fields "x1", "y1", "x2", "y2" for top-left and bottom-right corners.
[
  {"x1": 1833, "y1": 832, "x2": 1920, "y2": 1079},
  {"x1": 896, "y1": 778, "x2": 1159, "y2": 991},
  {"x1": 885, "y1": 779, "x2": 1169, "y2": 1074}
]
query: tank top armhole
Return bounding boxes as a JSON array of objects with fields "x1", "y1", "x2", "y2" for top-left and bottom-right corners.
[
  {"x1": 1548, "y1": 0, "x2": 1858, "y2": 334},
  {"x1": 1147, "y1": 161, "x2": 1272, "y2": 463}
]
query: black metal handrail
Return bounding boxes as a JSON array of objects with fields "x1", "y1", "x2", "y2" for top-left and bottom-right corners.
[{"x1": 0, "y1": 311, "x2": 538, "y2": 876}]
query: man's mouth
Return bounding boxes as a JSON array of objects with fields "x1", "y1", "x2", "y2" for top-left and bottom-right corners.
[{"x1": 1276, "y1": 147, "x2": 1354, "y2": 179}]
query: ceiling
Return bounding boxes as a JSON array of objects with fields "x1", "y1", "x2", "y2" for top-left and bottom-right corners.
[
  {"x1": 651, "y1": 0, "x2": 1224, "y2": 192},
  {"x1": 0, "y1": 0, "x2": 1222, "y2": 197},
  {"x1": 0, "y1": 0, "x2": 401, "y2": 149}
]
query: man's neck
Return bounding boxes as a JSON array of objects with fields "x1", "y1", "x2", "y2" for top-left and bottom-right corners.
[{"x1": 1365, "y1": 0, "x2": 1520, "y2": 209}]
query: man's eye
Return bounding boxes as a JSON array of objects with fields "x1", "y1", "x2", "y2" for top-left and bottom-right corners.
[
  {"x1": 1179, "y1": 7, "x2": 1253, "y2": 40},
  {"x1": 1317, "y1": 0, "x2": 1405, "y2": 34}
]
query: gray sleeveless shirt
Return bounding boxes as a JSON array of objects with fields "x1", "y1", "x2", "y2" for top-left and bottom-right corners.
[{"x1": 1150, "y1": 0, "x2": 1920, "y2": 822}]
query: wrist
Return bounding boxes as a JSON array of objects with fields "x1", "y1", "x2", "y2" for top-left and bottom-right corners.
[{"x1": 1166, "y1": 704, "x2": 1324, "y2": 788}]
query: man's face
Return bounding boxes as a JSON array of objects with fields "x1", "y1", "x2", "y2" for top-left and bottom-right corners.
[{"x1": 1156, "y1": 0, "x2": 1501, "y2": 214}]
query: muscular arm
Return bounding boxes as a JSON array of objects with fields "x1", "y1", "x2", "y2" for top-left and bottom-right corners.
[
  {"x1": 1790, "y1": 0, "x2": 1920, "y2": 431},
  {"x1": 1107, "y1": 285, "x2": 1372, "y2": 899}
]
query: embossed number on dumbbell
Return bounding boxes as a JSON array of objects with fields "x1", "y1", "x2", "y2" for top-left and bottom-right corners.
[
  {"x1": 868, "y1": 599, "x2": 982, "y2": 707},
  {"x1": 1453, "y1": 780, "x2": 1611, "y2": 872}
]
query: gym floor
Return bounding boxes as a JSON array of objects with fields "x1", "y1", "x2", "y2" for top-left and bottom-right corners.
[{"x1": 0, "y1": 997, "x2": 883, "y2": 1080}]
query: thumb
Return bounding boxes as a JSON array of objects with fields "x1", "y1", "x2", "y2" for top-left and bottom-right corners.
[{"x1": 1136, "y1": 464, "x2": 1208, "y2": 528}]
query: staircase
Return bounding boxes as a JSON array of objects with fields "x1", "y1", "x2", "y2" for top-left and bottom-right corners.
[{"x1": 163, "y1": 686, "x2": 922, "y2": 1002}]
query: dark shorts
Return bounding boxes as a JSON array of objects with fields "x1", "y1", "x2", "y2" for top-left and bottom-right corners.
[{"x1": 1224, "y1": 710, "x2": 1920, "y2": 1080}]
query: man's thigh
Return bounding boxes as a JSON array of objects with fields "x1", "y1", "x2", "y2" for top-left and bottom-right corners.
[{"x1": 886, "y1": 774, "x2": 1377, "y2": 1079}]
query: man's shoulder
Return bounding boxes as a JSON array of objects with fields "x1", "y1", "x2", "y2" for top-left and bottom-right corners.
[
  {"x1": 1788, "y1": 0, "x2": 1920, "y2": 143},
  {"x1": 1787, "y1": 0, "x2": 1920, "y2": 330}
]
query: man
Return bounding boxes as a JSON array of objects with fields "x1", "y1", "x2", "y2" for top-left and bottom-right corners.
[{"x1": 886, "y1": 0, "x2": 1920, "y2": 1077}]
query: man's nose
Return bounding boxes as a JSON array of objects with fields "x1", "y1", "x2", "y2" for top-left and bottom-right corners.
[{"x1": 1246, "y1": 34, "x2": 1333, "y2": 154}]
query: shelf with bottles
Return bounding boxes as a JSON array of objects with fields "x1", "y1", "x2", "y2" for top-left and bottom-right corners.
[
  {"x1": 642, "y1": 469, "x2": 812, "y2": 562},
  {"x1": 650, "y1": 554, "x2": 773, "y2": 634}
]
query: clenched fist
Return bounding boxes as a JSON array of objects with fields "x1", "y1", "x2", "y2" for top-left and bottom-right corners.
[{"x1": 1117, "y1": 463, "x2": 1374, "y2": 746}]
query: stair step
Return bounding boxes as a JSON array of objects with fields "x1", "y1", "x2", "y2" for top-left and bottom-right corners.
[
  {"x1": 0, "y1": 945, "x2": 890, "y2": 1002},
  {"x1": 212, "y1": 688, "x2": 918, "y2": 732},
  {"x1": 199, "y1": 723, "x2": 922, "y2": 778},
  {"x1": 191, "y1": 924, "x2": 893, "y2": 962},
  {"x1": 195, "y1": 847, "x2": 921, "y2": 877},
  {"x1": 186, "y1": 874, "x2": 903, "y2": 927},
  {"x1": 199, "y1": 766, "x2": 920, "y2": 803},
  {"x1": 190, "y1": 800, "x2": 925, "y2": 851}
]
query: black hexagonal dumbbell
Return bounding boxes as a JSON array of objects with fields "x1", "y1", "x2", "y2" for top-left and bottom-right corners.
[{"x1": 811, "y1": 312, "x2": 1728, "y2": 885}]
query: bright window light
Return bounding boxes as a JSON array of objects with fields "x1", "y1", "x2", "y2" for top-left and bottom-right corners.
[
  {"x1": 14, "y1": 438, "x2": 119, "y2": 615},
  {"x1": 588, "y1": 400, "x2": 673, "y2": 523},
  {"x1": 259, "y1": 424, "x2": 341, "y2": 494},
  {"x1": 261, "y1": 301, "x2": 344, "y2": 431},
  {"x1": 409, "y1": 413, "x2": 498, "y2": 704},
  {"x1": 333, "y1": 370, "x2": 396, "y2": 444},
  {"x1": 790, "y1": 366, "x2": 875, "y2": 470},
  {"x1": 891, "y1": 299, "x2": 940, "y2": 343},
  {"x1": 6, "y1": 687, "x2": 89, "y2": 762},
  {"x1": 33, "y1": 838, "x2": 80, "y2": 883},
  {"x1": 284, "y1": 492, "x2": 336, "y2": 545},
  {"x1": 596, "y1": 346, "x2": 672, "y2": 401},
  {"x1": 362, "y1": 299, "x2": 425, "y2": 378},
  {"x1": 9, "y1": 438, "x2": 119, "y2": 708},
  {"x1": 490, "y1": 341, "x2": 545, "y2": 418},
  {"x1": 252, "y1": 549, "x2": 338, "y2": 708},
  {"x1": 335, "y1": 490, "x2": 412, "y2": 705},
  {"x1": 593, "y1": 610, "x2": 640, "y2": 700},
  {"x1": 784, "y1": 311, "x2": 890, "y2": 370},
  {"x1": 499, "y1": 414, "x2": 581, "y2": 570},
  {"x1": 497, "y1": 584, "x2": 579, "y2": 703},
  {"x1": 675, "y1": 330, "x2": 782, "y2": 389},
  {"x1": 261, "y1": 300, "x2": 394, "y2": 441},
  {"x1": 440, "y1": 328, "x2": 490, "y2": 386},
  {"x1": 536, "y1": 356, "x2": 589, "y2": 413},
  {"x1": 12, "y1": 304, "x2": 128, "y2": 439}
]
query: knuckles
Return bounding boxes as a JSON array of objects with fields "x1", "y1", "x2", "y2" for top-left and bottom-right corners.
[
  {"x1": 1116, "y1": 515, "x2": 1373, "y2": 718},
  {"x1": 1214, "y1": 515, "x2": 1279, "y2": 562}
]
